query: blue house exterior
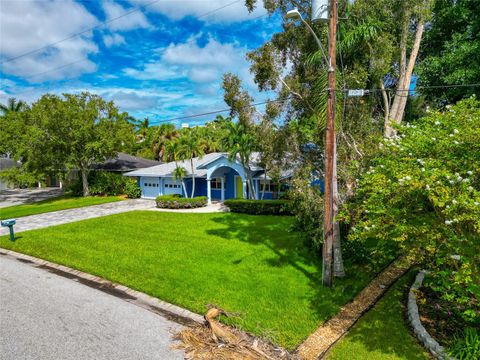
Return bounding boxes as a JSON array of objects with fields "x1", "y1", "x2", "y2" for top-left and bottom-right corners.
[{"x1": 123, "y1": 152, "x2": 294, "y2": 203}]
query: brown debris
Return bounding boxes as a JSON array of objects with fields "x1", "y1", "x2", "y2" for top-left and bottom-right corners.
[{"x1": 173, "y1": 306, "x2": 295, "y2": 360}]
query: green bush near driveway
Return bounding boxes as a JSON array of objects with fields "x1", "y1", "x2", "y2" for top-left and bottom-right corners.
[
  {"x1": 155, "y1": 195, "x2": 207, "y2": 209},
  {"x1": 0, "y1": 211, "x2": 375, "y2": 349},
  {"x1": 224, "y1": 199, "x2": 292, "y2": 215}
]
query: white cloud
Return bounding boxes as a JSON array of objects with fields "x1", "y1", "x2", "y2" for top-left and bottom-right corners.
[
  {"x1": 129, "y1": 0, "x2": 267, "y2": 23},
  {"x1": 103, "y1": 33, "x2": 127, "y2": 47},
  {"x1": 124, "y1": 36, "x2": 251, "y2": 86},
  {"x1": 0, "y1": 0, "x2": 99, "y2": 82},
  {"x1": 102, "y1": 0, "x2": 151, "y2": 31}
]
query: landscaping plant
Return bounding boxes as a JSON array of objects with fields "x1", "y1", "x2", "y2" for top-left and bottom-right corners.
[{"x1": 344, "y1": 98, "x2": 480, "y2": 328}]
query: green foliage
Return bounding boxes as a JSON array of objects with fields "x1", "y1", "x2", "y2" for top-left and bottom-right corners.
[
  {"x1": 449, "y1": 328, "x2": 480, "y2": 360},
  {"x1": 418, "y1": 0, "x2": 480, "y2": 104},
  {"x1": 69, "y1": 172, "x2": 139, "y2": 198},
  {"x1": 287, "y1": 169, "x2": 324, "y2": 250},
  {"x1": 224, "y1": 199, "x2": 292, "y2": 215},
  {"x1": 344, "y1": 98, "x2": 480, "y2": 323},
  {"x1": 155, "y1": 195, "x2": 207, "y2": 209},
  {"x1": 0, "y1": 167, "x2": 38, "y2": 188},
  {"x1": 123, "y1": 179, "x2": 141, "y2": 199}
]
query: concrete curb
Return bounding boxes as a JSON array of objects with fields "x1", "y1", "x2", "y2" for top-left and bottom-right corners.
[
  {"x1": 0, "y1": 248, "x2": 205, "y2": 326},
  {"x1": 407, "y1": 270, "x2": 454, "y2": 360}
]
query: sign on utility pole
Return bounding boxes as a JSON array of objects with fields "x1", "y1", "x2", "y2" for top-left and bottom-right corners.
[{"x1": 322, "y1": 0, "x2": 337, "y2": 287}]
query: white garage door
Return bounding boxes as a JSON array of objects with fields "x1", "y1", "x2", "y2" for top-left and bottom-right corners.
[
  {"x1": 141, "y1": 177, "x2": 160, "y2": 199},
  {"x1": 163, "y1": 179, "x2": 183, "y2": 196}
]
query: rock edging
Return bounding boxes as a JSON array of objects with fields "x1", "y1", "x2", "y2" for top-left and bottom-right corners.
[{"x1": 407, "y1": 270, "x2": 454, "y2": 360}]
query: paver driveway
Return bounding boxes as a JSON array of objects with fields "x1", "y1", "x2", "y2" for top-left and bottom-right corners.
[
  {"x1": 0, "y1": 188, "x2": 63, "y2": 208},
  {"x1": 0, "y1": 253, "x2": 184, "y2": 360},
  {"x1": 0, "y1": 199, "x2": 155, "y2": 235}
]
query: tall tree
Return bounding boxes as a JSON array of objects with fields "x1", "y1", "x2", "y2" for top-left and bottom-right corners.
[
  {"x1": 151, "y1": 123, "x2": 178, "y2": 161},
  {"x1": 178, "y1": 128, "x2": 204, "y2": 198},
  {"x1": 0, "y1": 97, "x2": 27, "y2": 115},
  {"x1": 222, "y1": 122, "x2": 258, "y2": 200},
  {"x1": 19, "y1": 92, "x2": 132, "y2": 196},
  {"x1": 418, "y1": 0, "x2": 480, "y2": 104}
]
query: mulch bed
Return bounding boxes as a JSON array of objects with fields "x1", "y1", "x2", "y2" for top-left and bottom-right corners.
[{"x1": 416, "y1": 285, "x2": 467, "y2": 347}]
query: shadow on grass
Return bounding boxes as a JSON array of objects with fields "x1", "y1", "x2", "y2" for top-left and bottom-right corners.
[{"x1": 206, "y1": 213, "x2": 377, "y2": 327}]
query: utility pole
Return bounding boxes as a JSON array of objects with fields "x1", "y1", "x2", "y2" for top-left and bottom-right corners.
[{"x1": 322, "y1": 0, "x2": 337, "y2": 287}]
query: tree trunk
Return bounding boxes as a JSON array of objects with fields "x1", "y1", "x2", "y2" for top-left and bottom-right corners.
[
  {"x1": 380, "y1": 80, "x2": 390, "y2": 130},
  {"x1": 182, "y1": 181, "x2": 187, "y2": 198},
  {"x1": 332, "y1": 141, "x2": 345, "y2": 277},
  {"x1": 261, "y1": 171, "x2": 266, "y2": 200},
  {"x1": 385, "y1": 12, "x2": 425, "y2": 136},
  {"x1": 190, "y1": 159, "x2": 195, "y2": 198},
  {"x1": 81, "y1": 168, "x2": 90, "y2": 197},
  {"x1": 394, "y1": 21, "x2": 425, "y2": 124}
]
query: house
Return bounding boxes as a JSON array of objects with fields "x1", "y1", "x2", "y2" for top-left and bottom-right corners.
[
  {"x1": 123, "y1": 152, "x2": 292, "y2": 203},
  {"x1": 0, "y1": 157, "x2": 20, "y2": 191},
  {"x1": 91, "y1": 152, "x2": 161, "y2": 173}
]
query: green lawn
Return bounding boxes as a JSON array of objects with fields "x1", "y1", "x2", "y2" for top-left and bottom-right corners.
[
  {"x1": 0, "y1": 195, "x2": 124, "y2": 219},
  {"x1": 0, "y1": 211, "x2": 375, "y2": 349},
  {"x1": 327, "y1": 273, "x2": 430, "y2": 360}
]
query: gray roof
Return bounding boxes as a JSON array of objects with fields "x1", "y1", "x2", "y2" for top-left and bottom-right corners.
[
  {"x1": 93, "y1": 153, "x2": 161, "y2": 172},
  {"x1": 124, "y1": 152, "x2": 267, "y2": 178},
  {"x1": 123, "y1": 152, "x2": 224, "y2": 178},
  {"x1": 123, "y1": 151, "x2": 293, "y2": 179}
]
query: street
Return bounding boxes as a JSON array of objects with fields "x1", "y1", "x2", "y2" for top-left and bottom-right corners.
[{"x1": 0, "y1": 254, "x2": 184, "y2": 360}]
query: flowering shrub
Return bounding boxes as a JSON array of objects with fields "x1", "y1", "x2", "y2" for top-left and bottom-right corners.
[{"x1": 343, "y1": 97, "x2": 480, "y2": 323}]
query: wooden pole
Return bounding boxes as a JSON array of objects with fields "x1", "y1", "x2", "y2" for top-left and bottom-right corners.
[{"x1": 322, "y1": 0, "x2": 337, "y2": 287}]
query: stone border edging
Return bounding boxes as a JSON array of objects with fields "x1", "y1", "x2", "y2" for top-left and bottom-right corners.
[
  {"x1": 0, "y1": 248, "x2": 205, "y2": 326},
  {"x1": 407, "y1": 270, "x2": 453, "y2": 360}
]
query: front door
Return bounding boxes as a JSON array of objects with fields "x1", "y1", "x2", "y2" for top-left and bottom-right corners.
[{"x1": 235, "y1": 176, "x2": 243, "y2": 199}]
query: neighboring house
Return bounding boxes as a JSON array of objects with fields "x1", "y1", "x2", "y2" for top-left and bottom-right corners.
[
  {"x1": 92, "y1": 152, "x2": 161, "y2": 173},
  {"x1": 123, "y1": 152, "x2": 292, "y2": 203},
  {"x1": 43, "y1": 153, "x2": 162, "y2": 187}
]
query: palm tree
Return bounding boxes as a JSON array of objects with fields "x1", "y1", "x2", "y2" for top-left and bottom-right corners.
[
  {"x1": 222, "y1": 122, "x2": 257, "y2": 199},
  {"x1": 178, "y1": 129, "x2": 204, "y2": 198},
  {"x1": 172, "y1": 165, "x2": 188, "y2": 197},
  {"x1": 0, "y1": 98, "x2": 27, "y2": 115},
  {"x1": 151, "y1": 123, "x2": 178, "y2": 161}
]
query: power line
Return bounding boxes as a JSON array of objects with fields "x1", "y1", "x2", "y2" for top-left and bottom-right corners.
[
  {"x1": 1, "y1": 0, "x2": 164, "y2": 64},
  {"x1": 3, "y1": 0, "x2": 247, "y2": 82},
  {"x1": 1, "y1": 0, "x2": 244, "y2": 65}
]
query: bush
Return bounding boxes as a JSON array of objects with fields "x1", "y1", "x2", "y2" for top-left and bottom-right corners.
[
  {"x1": 156, "y1": 195, "x2": 207, "y2": 209},
  {"x1": 449, "y1": 328, "x2": 480, "y2": 360},
  {"x1": 88, "y1": 172, "x2": 125, "y2": 196},
  {"x1": 124, "y1": 179, "x2": 141, "y2": 199},
  {"x1": 343, "y1": 97, "x2": 480, "y2": 324},
  {"x1": 68, "y1": 171, "x2": 140, "y2": 198},
  {"x1": 224, "y1": 199, "x2": 292, "y2": 215}
]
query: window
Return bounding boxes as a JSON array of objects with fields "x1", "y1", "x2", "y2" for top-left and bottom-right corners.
[
  {"x1": 260, "y1": 180, "x2": 278, "y2": 193},
  {"x1": 211, "y1": 178, "x2": 223, "y2": 189}
]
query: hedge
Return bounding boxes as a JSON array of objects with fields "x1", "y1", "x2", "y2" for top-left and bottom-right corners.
[
  {"x1": 224, "y1": 199, "x2": 292, "y2": 215},
  {"x1": 155, "y1": 195, "x2": 207, "y2": 209}
]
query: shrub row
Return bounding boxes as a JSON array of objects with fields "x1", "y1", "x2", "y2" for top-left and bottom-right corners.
[
  {"x1": 224, "y1": 199, "x2": 292, "y2": 215},
  {"x1": 155, "y1": 195, "x2": 207, "y2": 209},
  {"x1": 69, "y1": 172, "x2": 141, "y2": 198}
]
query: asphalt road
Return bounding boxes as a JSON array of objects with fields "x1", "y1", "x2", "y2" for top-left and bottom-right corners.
[{"x1": 0, "y1": 255, "x2": 185, "y2": 360}]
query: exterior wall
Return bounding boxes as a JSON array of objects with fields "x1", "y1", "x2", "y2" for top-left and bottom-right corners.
[{"x1": 184, "y1": 178, "x2": 207, "y2": 197}]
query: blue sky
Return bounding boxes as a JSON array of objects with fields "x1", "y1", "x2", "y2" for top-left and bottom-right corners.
[{"x1": 0, "y1": 0, "x2": 282, "y2": 126}]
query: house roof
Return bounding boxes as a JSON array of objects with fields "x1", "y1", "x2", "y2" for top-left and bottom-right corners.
[
  {"x1": 93, "y1": 153, "x2": 161, "y2": 172},
  {"x1": 123, "y1": 152, "x2": 223, "y2": 178},
  {"x1": 123, "y1": 151, "x2": 294, "y2": 179}
]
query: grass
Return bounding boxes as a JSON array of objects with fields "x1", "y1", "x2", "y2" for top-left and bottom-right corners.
[
  {"x1": 0, "y1": 195, "x2": 124, "y2": 219},
  {"x1": 0, "y1": 211, "x2": 375, "y2": 349},
  {"x1": 327, "y1": 272, "x2": 430, "y2": 360}
]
